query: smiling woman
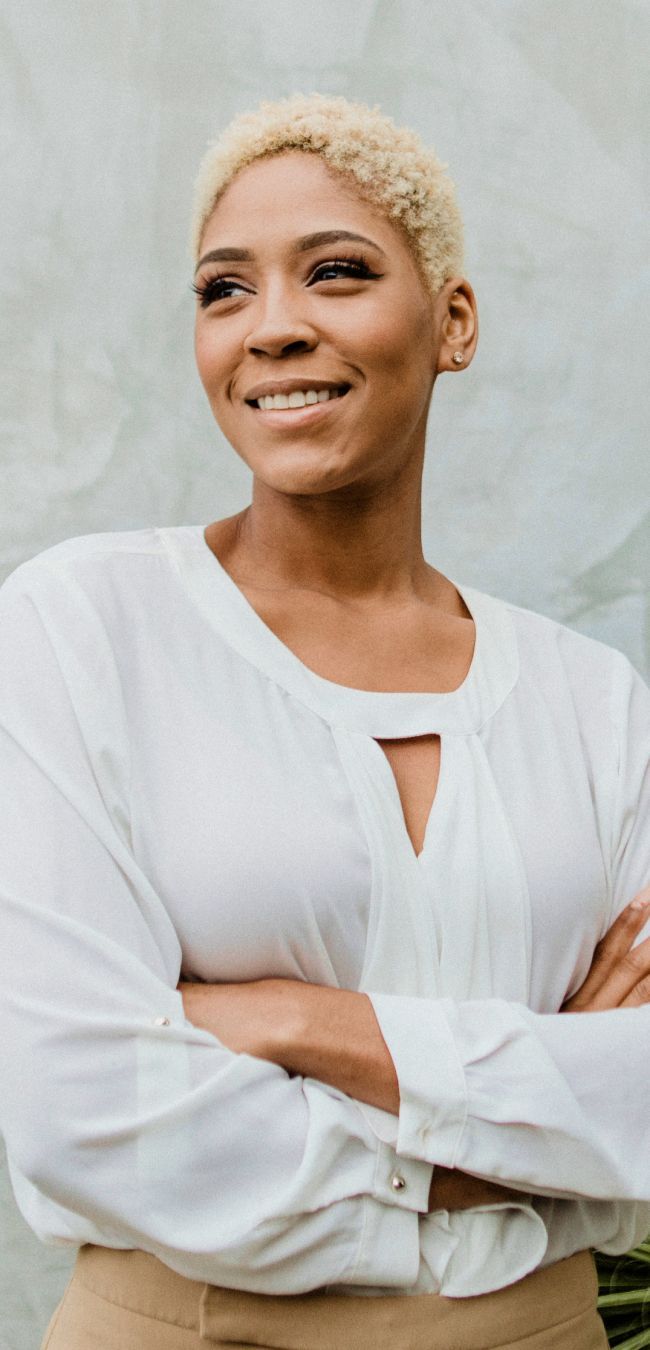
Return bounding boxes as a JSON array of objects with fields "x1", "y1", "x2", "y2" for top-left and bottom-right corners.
[
  {"x1": 191, "y1": 148, "x2": 475, "y2": 508},
  {"x1": 1, "y1": 94, "x2": 649, "y2": 1350}
]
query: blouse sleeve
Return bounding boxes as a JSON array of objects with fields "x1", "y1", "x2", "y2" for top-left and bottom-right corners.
[
  {"x1": 0, "y1": 559, "x2": 432, "y2": 1294},
  {"x1": 368, "y1": 652, "x2": 650, "y2": 1201}
]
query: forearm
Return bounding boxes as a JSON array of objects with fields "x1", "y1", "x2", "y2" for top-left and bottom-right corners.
[
  {"x1": 179, "y1": 978, "x2": 517, "y2": 1212},
  {"x1": 371, "y1": 989, "x2": 650, "y2": 1201},
  {"x1": 179, "y1": 978, "x2": 399, "y2": 1110},
  {"x1": 274, "y1": 982, "x2": 401, "y2": 1113},
  {"x1": 281, "y1": 991, "x2": 517, "y2": 1211}
]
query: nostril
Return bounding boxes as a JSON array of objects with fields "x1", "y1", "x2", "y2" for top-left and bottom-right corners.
[{"x1": 282, "y1": 340, "x2": 313, "y2": 356}]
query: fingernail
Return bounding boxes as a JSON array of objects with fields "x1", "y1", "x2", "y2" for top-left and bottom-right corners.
[{"x1": 630, "y1": 895, "x2": 650, "y2": 910}]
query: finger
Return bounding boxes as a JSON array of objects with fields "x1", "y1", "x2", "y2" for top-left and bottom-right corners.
[
  {"x1": 572, "y1": 933, "x2": 650, "y2": 1012},
  {"x1": 566, "y1": 888, "x2": 650, "y2": 1007},
  {"x1": 620, "y1": 969, "x2": 650, "y2": 1008}
]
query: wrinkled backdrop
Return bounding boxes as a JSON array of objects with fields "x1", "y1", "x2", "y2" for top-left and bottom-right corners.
[{"x1": 1, "y1": 2, "x2": 648, "y2": 1346}]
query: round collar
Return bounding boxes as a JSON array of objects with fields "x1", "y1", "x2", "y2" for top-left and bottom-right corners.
[{"x1": 159, "y1": 525, "x2": 519, "y2": 737}]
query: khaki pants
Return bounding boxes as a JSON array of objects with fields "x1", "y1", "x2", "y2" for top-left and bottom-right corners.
[{"x1": 42, "y1": 1244, "x2": 608, "y2": 1349}]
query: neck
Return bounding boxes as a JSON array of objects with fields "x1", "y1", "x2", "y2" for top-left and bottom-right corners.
[{"x1": 227, "y1": 462, "x2": 435, "y2": 605}]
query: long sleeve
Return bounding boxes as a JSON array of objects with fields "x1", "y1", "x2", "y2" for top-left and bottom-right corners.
[
  {"x1": 0, "y1": 560, "x2": 432, "y2": 1294},
  {"x1": 369, "y1": 652, "x2": 650, "y2": 1203}
]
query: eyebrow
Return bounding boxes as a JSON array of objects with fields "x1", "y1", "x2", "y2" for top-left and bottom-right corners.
[{"x1": 194, "y1": 230, "x2": 386, "y2": 273}]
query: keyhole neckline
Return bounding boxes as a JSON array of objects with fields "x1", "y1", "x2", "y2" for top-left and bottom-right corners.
[{"x1": 371, "y1": 733, "x2": 442, "y2": 863}]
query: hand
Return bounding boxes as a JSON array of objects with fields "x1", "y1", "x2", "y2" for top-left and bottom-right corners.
[
  {"x1": 562, "y1": 886, "x2": 650, "y2": 1012},
  {"x1": 428, "y1": 1167, "x2": 515, "y2": 1213}
]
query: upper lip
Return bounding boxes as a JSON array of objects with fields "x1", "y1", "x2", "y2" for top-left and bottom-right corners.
[{"x1": 244, "y1": 377, "x2": 350, "y2": 403}]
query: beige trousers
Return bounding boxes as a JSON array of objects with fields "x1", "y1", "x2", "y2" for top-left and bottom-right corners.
[{"x1": 41, "y1": 1244, "x2": 608, "y2": 1349}]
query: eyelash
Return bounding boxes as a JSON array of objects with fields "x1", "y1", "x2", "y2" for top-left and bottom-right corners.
[{"x1": 191, "y1": 255, "x2": 380, "y2": 308}]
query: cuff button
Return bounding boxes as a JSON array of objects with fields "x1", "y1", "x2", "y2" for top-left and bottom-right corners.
[
  {"x1": 152, "y1": 1016, "x2": 171, "y2": 1027},
  {"x1": 391, "y1": 1173, "x2": 407, "y2": 1191}
]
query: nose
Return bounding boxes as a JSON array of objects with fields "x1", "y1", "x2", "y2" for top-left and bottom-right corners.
[{"x1": 243, "y1": 282, "x2": 319, "y2": 359}]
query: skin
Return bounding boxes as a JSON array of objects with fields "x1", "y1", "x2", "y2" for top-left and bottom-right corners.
[
  {"x1": 182, "y1": 151, "x2": 650, "y2": 1214},
  {"x1": 192, "y1": 152, "x2": 477, "y2": 615}
]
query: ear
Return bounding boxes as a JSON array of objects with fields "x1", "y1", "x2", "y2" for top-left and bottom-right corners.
[{"x1": 435, "y1": 278, "x2": 478, "y2": 374}]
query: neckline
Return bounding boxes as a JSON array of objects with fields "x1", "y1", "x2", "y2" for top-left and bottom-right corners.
[{"x1": 158, "y1": 524, "x2": 519, "y2": 737}]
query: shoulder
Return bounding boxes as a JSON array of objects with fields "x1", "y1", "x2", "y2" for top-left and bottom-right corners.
[
  {"x1": 508, "y1": 597, "x2": 647, "y2": 709},
  {"x1": 0, "y1": 528, "x2": 192, "y2": 629},
  {"x1": 1, "y1": 527, "x2": 164, "y2": 599},
  {"x1": 505, "y1": 594, "x2": 628, "y2": 670},
  {"x1": 0, "y1": 528, "x2": 184, "y2": 673},
  {"x1": 475, "y1": 586, "x2": 638, "y2": 683},
  {"x1": 463, "y1": 584, "x2": 647, "y2": 738}
]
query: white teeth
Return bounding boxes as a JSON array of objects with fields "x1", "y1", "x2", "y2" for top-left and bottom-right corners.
[{"x1": 255, "y1": 388, "x2": 343, "y2": 410}]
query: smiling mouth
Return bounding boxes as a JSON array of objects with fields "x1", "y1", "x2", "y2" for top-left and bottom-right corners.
[{"x1": 246, "y1": 385, "x2": 350, "y2": 411}]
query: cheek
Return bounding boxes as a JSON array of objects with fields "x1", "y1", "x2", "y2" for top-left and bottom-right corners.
[
  {"x1": 356, "y1": 305, "x2": 433, "y2": 387},
  {"x1": 194, "y1": 323, "x2": 232, "y2": 399},
  {"x1": 194, "y1": 324, "x2": 214, "y2": 390}
]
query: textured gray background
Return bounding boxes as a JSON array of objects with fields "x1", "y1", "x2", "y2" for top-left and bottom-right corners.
[{"x1": 1, "y1": 2, "x2": 648, "y2": 1345}]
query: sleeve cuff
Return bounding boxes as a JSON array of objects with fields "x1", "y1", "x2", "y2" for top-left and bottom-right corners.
[
  {"x1": 370, "y1": 1138, "x2": 433, "y2": 1213},
  {"x1": 367, "y1": 993, "x2": 468, "y2": 1165},
  {"x1": 347, "y1": 1194, "x2": 422, "y2": 1287}
]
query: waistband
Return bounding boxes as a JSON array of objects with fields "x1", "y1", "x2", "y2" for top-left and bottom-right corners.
[{"x1": 73, "y1": 1244, "x2": 600, "y2": 1349}]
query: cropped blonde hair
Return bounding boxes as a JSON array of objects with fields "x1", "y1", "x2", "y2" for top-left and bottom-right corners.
[{"x1": 191, "y1": 93, "x2": 464, "y2": 296}]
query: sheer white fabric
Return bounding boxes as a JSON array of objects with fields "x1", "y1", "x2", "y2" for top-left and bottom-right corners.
[{"x1": 0, "y1": 525, "x2": 648, "y2": 1297}]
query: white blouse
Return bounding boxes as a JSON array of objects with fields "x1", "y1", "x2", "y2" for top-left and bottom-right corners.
[{"x1": 0, "y1": 525, "x2": 649, "y2": 1299}]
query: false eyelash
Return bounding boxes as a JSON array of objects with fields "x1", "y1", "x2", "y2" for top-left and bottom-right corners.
[
  {"x1": 191, "y1": 276, "x2": 245, "y2": 308},
  {"x1": 309, "y1": 255, "x2": 380, "y2": 281},
  {"x1": 191, "y1": 254, "x2": 382, "y2": 308}
]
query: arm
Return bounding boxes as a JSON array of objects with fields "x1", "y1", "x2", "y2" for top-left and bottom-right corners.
[
  {"x1": 174, "y1": 645, "x2": 650, "y2": 1284},
  {"x1": 179, "y1": 892, "x2": 650, "y2": 1211},
  {"x1": 0, "y1": 562, "x2": 433, "y2": 1294},
  {"x1": 179, "y1": 978, "x2": 518, "y2": 1211},
  {"x1": 179, "y1": 649, "x2": 650, "y2": 1206},
  {"x1": 365, "y1": 657, "x2": 650, "y2": 1203}
]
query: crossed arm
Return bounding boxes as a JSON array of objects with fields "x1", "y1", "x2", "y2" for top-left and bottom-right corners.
[{"x1": 180, "y1": 886, "x2": 650, "y2": 1214}]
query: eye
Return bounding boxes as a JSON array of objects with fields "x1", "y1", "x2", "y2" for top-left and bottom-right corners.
[
  {"x1": 309, "y1": 256, "x2": 382, "y2": 284},
  {"x1": 191, "y1": 276, "x2": 251, "y2": 308}
]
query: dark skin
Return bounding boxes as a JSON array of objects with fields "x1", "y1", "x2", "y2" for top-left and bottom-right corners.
[
  {"x1": 180, "y1": 887, "x2": 650, "y2": 1213},
  {"x1": 182, "y1": 151, "x2": 650, "y2": 1214}
]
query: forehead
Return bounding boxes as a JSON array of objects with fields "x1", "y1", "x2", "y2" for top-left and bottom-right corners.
[{"x1": 200, "y1": 151, "x2": 412, "y2": 261}]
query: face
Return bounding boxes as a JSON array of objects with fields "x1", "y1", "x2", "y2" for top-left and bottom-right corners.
[{"x1": 193, "y1": 151, "x2": 460, "y2": 498}]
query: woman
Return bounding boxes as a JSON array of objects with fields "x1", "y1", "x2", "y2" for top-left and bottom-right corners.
[{"x1": 1, "y1": 93, "x2": 649, "y2": 1350}]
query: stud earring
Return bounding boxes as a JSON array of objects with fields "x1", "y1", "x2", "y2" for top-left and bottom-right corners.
[{"x1": 452, "y1": 351, "x2": 464, "y2": 365}]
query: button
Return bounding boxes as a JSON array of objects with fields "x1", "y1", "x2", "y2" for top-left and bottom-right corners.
[
  {"x1": 390, "y1": 1173, "x2": 407, "y2": 1191},
  {"x1": 152, "y1": 1016, "x2": 171, "y2": 1027}
]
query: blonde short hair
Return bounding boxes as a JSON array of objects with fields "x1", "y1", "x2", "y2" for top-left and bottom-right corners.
[{"x1": 191, "y1": 93, "x2": 464, "y2": 296}]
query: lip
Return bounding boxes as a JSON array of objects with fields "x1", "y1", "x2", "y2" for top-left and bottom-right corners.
[{"x1": 244, "y1": 377, "x2": 350, "y2": 404}]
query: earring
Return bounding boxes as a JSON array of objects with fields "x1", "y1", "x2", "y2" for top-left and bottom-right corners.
[{"x1": 452, "y1": 351, "x2": 464, "y2": 365}]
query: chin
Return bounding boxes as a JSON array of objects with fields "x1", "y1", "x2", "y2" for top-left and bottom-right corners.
[
  {"x1": 256, "y1": 468, "x2": 353, "y2": 497},
  {"x1": 239, "y1": 444, "x2": 362, "y2": 496}
]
